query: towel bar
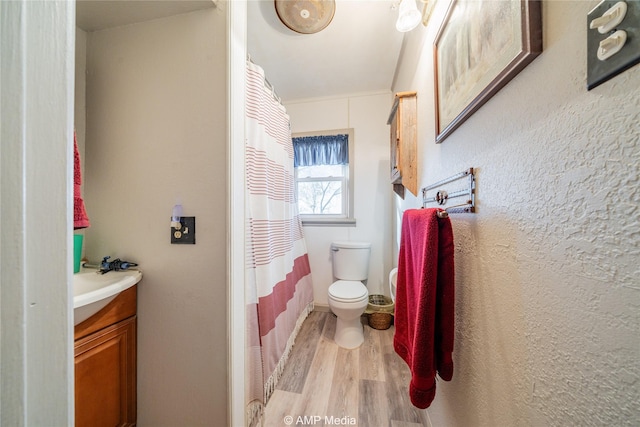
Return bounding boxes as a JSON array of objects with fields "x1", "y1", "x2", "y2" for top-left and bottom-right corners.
[{"x1": 422, "y1": 168, "x2": 475, "y2": 217}]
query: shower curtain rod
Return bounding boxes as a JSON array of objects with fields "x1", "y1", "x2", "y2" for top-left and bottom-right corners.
[{"x1": 247, "y1": 55, "x2": 282, "y2": 104}]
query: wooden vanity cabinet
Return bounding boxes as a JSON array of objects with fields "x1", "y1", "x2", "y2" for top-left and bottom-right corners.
[
  {"x1": 74, "y1": 286, "x2": 137, "y2": 427},
  {"x1": 388, "y1": 91, "x2": 418, "y2": 198}
]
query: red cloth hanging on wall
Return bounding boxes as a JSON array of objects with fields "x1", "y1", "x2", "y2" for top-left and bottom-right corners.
[
  {"x1": 74, "y1": 131, "x2": 90, "y2": 229},
  {"x1": 393, "y1": 208, "x2": 455, "y2": 409}
]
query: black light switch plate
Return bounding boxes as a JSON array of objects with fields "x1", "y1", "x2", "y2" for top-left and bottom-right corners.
[{"x1": 171, "y1": 216, "x2": 196, "y2": 244}]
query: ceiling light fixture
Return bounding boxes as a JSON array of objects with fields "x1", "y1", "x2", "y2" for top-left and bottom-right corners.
[
  {"x1": 396, "y1": 0, "x2": 422, "y2": 32},
  {"x1": 275, "y1": 0, "x2": 336, "y2": 34}
]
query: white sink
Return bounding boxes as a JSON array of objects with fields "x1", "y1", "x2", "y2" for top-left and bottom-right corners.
[{"x1": 73, "y1": 269, "x2": 142, "y2": 325}]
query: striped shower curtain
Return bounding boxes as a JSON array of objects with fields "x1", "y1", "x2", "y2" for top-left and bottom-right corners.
[{"x1": 245, "y1": 60, "x2": 314, "y2": 426}]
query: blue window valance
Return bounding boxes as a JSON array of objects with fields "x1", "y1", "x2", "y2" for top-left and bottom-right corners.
[{"x1": 293, "y1": 134, "x2": 348, "y2": 167}]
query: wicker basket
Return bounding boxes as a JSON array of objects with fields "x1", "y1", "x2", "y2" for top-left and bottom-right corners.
[
  {"x1": 368, "y1": 312, "x2": 393, "y2": 330},
  {"x1": 365, "y1": 294, "x2": 394, "y2": 314},
  {"x1": 365, "y1": 294, "x2": 394, "y2": 329}
]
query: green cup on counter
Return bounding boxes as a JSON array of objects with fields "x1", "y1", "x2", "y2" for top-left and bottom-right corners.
[{"x1": 73, "y1": 234, "x2": 83, "y2": 273}]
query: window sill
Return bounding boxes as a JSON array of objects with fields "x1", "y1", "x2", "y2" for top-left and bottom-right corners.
[{"x1": 301, "y1": 218, "x2": 356, "y2": 227}]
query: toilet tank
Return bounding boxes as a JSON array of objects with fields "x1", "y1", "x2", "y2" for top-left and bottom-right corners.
[{"x1": 331, "y1": 241, "x2": 371, "y2": 281}]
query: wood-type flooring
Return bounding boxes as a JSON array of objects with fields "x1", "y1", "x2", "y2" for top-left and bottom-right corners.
[{"x1": 263, "y1": 310, "x2": 431, "y2": 427}]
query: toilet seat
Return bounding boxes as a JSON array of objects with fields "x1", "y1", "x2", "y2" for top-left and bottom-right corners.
[{"x1": 328, "y1": 280, "x2": 368, "y2": 303}]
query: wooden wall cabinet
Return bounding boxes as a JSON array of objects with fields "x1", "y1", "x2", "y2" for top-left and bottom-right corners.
[
  {"x1": 74, "y1": 286, "x2": 137, "y2": 427},
  {"x1": 388, "y1": 91, "x2": 418, "y2": 198}
]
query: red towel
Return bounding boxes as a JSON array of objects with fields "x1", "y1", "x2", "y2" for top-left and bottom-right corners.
[
  {"x1": 393, "y1": 208, "x2": 455, "y2": 409},
  {"x1": 74, "y1": 131, "x2": 90, "y2": 229}
]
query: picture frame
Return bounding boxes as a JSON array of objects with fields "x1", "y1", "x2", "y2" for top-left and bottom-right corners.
[{"x1": 434, "y1": 0, "x2": 542, "y2": 143}]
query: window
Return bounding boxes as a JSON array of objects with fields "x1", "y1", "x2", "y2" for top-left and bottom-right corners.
[{"x1": 293, "y1": 130, "x2": 355, "y2": 226}]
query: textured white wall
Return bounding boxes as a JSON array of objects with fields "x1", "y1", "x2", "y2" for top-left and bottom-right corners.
[
  {"x1": 393, "y1": 1, "x2": 639, "y2": 426},
  {"x1": 82, "y1": 9, "x2": 228, "y2": 425},
  {"x1": 286, "y1": 93, "x2": 394, "y2": 306}
]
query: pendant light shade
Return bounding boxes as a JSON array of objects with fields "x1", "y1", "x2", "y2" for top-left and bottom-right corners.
[{"x1": 396, "y1": 0, "x2": 422, "y2": 32}]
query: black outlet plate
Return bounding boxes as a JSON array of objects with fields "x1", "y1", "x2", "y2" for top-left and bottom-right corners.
[{"x1": 171, "y1": 216, "x2": 196, "y2": 244}]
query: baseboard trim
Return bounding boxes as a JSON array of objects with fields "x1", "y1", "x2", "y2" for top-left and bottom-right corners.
[{"x1": 313, "y1": 304, "x2": 331, "y2": 313}]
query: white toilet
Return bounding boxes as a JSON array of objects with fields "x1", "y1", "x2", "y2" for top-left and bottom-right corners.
[{"x1": 328, "y1": 241, "x2": 371, "y2": 349}]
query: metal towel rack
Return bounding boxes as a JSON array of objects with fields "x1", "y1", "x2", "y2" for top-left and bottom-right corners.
[{"x1": 422, "y1": 168, "x2": 475, "y2": 218}]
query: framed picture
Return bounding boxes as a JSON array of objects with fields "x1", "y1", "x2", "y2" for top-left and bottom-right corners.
[{"x1": 434, "y1": 0, "x2": 542, "y2": 143}]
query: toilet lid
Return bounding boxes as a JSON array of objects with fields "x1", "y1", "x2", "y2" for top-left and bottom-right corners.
[{"x1": 329, "y1": 280, "x2": 368, "y2": 302}]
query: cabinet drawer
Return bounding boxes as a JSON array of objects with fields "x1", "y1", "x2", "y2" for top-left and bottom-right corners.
[{"x1": 75, "y1": 285, "x2": 137, "y2": 341}]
